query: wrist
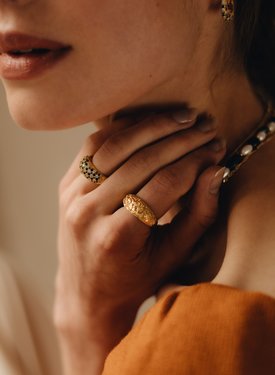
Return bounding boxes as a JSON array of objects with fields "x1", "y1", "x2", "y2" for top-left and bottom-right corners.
[
  {"x1": 54, "y1": 293, "x2": 138, "y2": 344},
  {"x1": 58, "y1": 333, "x2": 111, "y2": 375},
  {"x1": 55, "y1": 298, "x2": 138, "y2": 375}
]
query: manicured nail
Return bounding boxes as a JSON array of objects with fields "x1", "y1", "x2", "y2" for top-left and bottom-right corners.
[
  {"x1": 171, "y1": 108, "x2": 197, "y2": 127},
  {"x1": 209, "y1": 167, "x2": 226, "y2": 195},
  {"x1": 208, "y1": 138, "x2": 226, "y2": 152},
  {"x1": 197, "y1": 121, "x2": 217, "y2": 133}
]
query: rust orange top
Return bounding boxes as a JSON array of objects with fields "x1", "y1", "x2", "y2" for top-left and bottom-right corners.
[{"x1": 103, "y1": 283, "x2": 275, "y2": 375}]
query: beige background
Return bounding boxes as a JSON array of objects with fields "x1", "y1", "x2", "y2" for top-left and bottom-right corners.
[
  {"x1": 0, "y1": 83, "x2": 93, "y2": 375},
  {"x1": 0, "y1": 84, "x2": 154, "y2": 375}
]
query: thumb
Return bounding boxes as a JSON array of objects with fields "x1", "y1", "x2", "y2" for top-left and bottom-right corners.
[
  {"x1": 156, "y1": 166, "x2": 226, "y2": 272},
  {"x1": 186, "y1": 165, "x2": 226, "y2": 231}
]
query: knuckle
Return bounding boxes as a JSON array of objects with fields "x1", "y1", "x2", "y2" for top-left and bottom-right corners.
[
  {"x1": 148, "y1": 114, "x2": 174, "y2": 133},
  {"x1": 95, "y1": 232, "x2": 114, "y2": 255},
  {"x1": 129, "y1": 150, "x2": 154, "y2": 173},
  {"x1": 64, "y1": 198, "x2": 96, "y2": 232},
  {"x1": 154, "y1": 166, "x2": 183, "y2": 194},
  {"x1": 64, "y1": 203, "x2": 85, "y2": 230},
  {"x1": 98, "y1": 134, "x2": 124, "y2": 160},
  {"x1": 93, "y1": 224, "x2": 120, "y2": 255}
]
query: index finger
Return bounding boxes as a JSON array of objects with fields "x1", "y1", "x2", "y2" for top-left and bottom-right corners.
[{"x1": 59, "y1": 116, "x2": 135, "y2": 191}]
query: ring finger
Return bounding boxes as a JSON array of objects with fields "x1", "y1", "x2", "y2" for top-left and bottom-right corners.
[
  {"x1": 111, "y1": 138, "x2": 226, "y2": 230},
  {"x1": 87, "y1": 121, "x2": 219, "y2": 214}
]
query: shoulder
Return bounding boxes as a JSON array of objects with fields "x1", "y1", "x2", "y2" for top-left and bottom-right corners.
[{"x1": 103, "y1": 283, "x2": 275, "y2": 375}]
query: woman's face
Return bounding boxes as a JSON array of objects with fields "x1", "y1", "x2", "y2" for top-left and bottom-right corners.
[{"x1": 0, "y1": 1, "x2": 201, "y2": 130}]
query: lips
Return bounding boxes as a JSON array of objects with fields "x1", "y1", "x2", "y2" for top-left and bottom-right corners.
[
  {"x1": 0, "y1": 32, "x2": 72, "y2": 80},
  {"x1": 0, "y1": 32, "x2": 70, "y2": 54}
]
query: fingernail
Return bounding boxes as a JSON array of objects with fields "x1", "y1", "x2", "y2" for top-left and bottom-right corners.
[
  {"x1": 209, "y1": 167, "x2": 226, "y2": 195},
  {"x1": 171, "y1": 108, "x2": 197, "y2": 127},
  {"x1": 197, "y1": 121, "x2": 216, "y2": 133},
  {"x1": 208, "y1": 138, "x2": 226, "y2": 152}
]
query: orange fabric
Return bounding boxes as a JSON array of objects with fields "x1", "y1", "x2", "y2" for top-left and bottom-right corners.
[{"x1": 103, "y1": 283, "x2": 275, "y2": 375}]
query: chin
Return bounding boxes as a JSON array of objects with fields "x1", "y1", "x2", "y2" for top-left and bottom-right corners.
[
  {"x1": 8, "y1": 103, "x2": 76, "y2": 131},
  {"x1": 5, "y1": 89, "x2": 101, "y2": 131},
  {"x1": 2, "y1": 70, "x2": 162, "y2": 131},
  {"x1": 5, "y1": 92, "x2": 134, "y2": 132}
]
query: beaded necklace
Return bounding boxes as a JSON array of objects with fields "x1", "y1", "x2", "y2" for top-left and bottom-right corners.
[{"x1": 221, "y1": 101, "x2": 275, "y2": 183}]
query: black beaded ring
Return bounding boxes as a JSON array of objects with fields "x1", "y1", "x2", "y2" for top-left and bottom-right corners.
[{"x1": 79, "y1": 155, "x2": 107, "y2": 185}]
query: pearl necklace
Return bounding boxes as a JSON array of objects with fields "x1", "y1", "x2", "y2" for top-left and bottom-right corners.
[{"x1": 221, "y1": 102, "x2": 275, "y2": 183}]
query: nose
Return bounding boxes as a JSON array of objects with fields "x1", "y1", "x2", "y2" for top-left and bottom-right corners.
[{"x1": 0, "y1": 0, "x2": 36, "y2": 20}]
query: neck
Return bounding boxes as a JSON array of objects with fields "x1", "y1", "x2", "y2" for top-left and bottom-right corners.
[
  {"x1": 100, "y1": 68, "x2": 265, "y2": 161},
  {"x1": 212, "y1": 132, "x2": 275, "y2": 297},
  {"x1": 96, "y1": 10, "x2": 266, "y2": 158},
  {"x1": 98, "y1": 70, "x2": 274, "y2": 297}
]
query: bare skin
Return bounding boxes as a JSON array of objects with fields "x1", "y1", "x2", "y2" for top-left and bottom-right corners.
[
  {"x1": 212, "y1": 135, "x2": 275, "y2": 298},
  {"x1": 1, "y1": 0, "x2": 275, "y2": 374},
  {"x1": 163, "y1": 134, "x2": 275, "y2": 299}
]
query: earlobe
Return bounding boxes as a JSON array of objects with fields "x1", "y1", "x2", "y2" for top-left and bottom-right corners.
[
  {"x1": 221, "y1": 0, "x2": 235, "y2": 21},
  {"x1": 208, "y1": 0, "x2": 235, "y2": 22}
]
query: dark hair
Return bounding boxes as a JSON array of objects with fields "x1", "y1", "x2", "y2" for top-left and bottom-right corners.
[{"x1": 235, "y1": 0, "x2": 275, "y2": 104}]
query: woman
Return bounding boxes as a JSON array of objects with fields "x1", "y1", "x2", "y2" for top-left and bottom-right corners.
[{"x1": 0, "y1": 0, "x2": 274, "y2": 374}]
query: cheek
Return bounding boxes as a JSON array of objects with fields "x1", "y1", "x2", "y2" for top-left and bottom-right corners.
[
  {"x1": 3, "y1": 49, "x2": 168, "y2": 131},
  {"x1": 3, "y1": 1, "x2": 196, "y2": 131},
  {"x1": 3, "y1": 46, "x2": 174, "y2": 131}
]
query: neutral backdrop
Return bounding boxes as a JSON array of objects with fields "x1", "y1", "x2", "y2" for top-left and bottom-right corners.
[
  {"x1": 0, "y1": 84, "x2": 154, "y2": 375},
  {"x1": 0, "y1": 83, "x2": 93, "y2": 375}
]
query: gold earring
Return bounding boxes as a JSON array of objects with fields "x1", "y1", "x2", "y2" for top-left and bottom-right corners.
[{"x1": 221, "y1": 0, "x2": 235, "y2": 22}]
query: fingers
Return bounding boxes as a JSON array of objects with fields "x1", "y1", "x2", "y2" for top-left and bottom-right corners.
[
  {"x1": 90, "y1": 120, "x2": 219, "y2": 214},
  {"x1": 175, "y1": 165, "x2": 225, "y2": 233},
  {"x1": 59, "y1": 116, "x2": 133, "y2": 193},
  {"x1": 114, "y1": 139, "x2": 225, "y2": 224},
  {"x1": 99, "y1": 142, "x2": 226, "y2": 259},
  {"x1": 59, "y1": 128, "x2": 105, "y2": 193},
  {"x1": 92, "y1": 110, "x2": 197, "y2": 175},
  {"x1": 60, "y1": 110, "x2": 195, "y2": 195},
  {"x1": 155, "y1": 165, "x2": 226, "y2": 273},
  {"x1": 131, "y1": 139, "x2": 226, "y2": 218}
]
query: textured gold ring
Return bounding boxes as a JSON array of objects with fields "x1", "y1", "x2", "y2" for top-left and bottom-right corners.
[
  {"x1": 79, "y1": 155, "x2": 107, "y2": 185},
  {"x1": 123, "y1": 194, "x2": 158, "y2": 227}
]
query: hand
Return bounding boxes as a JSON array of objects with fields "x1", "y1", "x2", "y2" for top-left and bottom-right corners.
[{"x1": 54, "y1": 110, "x2": 226, "y2": 335}]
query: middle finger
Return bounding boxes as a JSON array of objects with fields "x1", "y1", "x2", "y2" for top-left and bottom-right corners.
[{"x1": 88, "y1": 120, "x2": 218, "y2": 214}]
